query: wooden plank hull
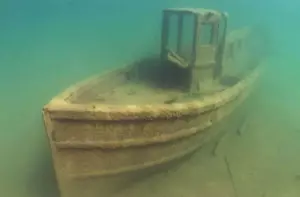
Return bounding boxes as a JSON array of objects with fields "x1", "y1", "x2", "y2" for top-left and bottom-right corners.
[
  {"x1": 42, "y1": 15, "x2": 266, "y2": 196},
  {"x1": 43, "y1": 67, "x2": 261, "y2": 197},
  {"x1": 43, "y1": 66, "x2": 260, "y2": 171}
]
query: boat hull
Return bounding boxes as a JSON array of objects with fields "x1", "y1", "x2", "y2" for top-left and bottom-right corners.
[
  {"x1": 42, "y1": 19, "x2": 266, "y2": 197},
  {"x1": 43, "y1": 66, "x2": 260, "y2": 181}
]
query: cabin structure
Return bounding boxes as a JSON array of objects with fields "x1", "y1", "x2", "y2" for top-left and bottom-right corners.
[{"x1": 160, "y1": 8, "x2": 228, "y2": 93}]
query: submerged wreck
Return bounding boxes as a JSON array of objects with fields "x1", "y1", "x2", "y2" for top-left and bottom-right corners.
[{"x1": 43, "y1": 7, "x2": 266, "y2": 196}]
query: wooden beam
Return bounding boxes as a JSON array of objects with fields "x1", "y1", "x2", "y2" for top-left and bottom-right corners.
[
  {"x1": 192, "y1": 14, "x2": 201, "y2": 65},
  {"x1": 177, "y1": 14, "x2": 183, "y2": 54},
  {"x1": 189, "y1": 14, "x2": 201, "y2": 94},
  {"x1": 160, "y1": 11, "x2": 169, "y2": 61},
  {"x1": 214, "y1": 14, "x2": 228, "y2": 79}
]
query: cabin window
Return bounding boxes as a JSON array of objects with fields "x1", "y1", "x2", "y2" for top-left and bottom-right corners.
[
  {"x1": 180, "y1": 14, "x2": 194, "y2": 61},
  {"x1": 167, "y1": 14, "x2": 178, "y2": 51},
  {"x1": 200, "y1": 24, "x2": 212, "y2": 45},
  {"x1": 165, "y1": 13, "x2": 195, "y2": 62}
]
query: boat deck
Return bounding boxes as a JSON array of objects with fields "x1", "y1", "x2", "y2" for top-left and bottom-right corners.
[
  {"x1": 67, "y1": 57, "x2": 248, "y2": 106},
  {"x1": 69, "y1": 79, "x2": 232, "y2": 105},
  {"x1": 92, "y1": 82, "x2": 187, "y2": 105}
]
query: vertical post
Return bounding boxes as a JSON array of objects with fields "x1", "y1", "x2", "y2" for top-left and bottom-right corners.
[
  {"x1": 160, "y1": 11, "x2": 169, "y2": 61},
  {"x1": 177, "y1": 14, "x2": 183, "y2": 54},
  {"x1": 211, "y1": 22, "x2": 219, "y2": 80},
  {"x1": 189, "y1": 14, "x2": 201, "y2": 94},
  {"x1": 192, "y1": 14, "x2": 201, "y2": 65},
  {"x1": 215, "y1": 13, "x2": 228, "y2": 79}
]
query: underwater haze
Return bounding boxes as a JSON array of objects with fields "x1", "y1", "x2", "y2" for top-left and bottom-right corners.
[{"x1": 1, "y1": 0, "x2": 300, "y2": 197}]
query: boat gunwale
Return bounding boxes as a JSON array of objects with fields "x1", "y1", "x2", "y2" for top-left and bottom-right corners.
[{"x1": 43, "y1": 65, "x2": 262, "y2": 121}]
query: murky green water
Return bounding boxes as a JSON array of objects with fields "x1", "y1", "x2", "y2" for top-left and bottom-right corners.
[{"x1": 1, "y1": 1, "x2": 300, "y2": 197}]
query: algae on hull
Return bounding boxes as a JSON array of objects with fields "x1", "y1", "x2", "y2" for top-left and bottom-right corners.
[{"x1": 42, "y1": 7, "x2": 267, "y2": 197}]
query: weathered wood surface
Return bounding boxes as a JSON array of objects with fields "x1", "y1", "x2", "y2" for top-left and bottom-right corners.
[
  {"x1": 43, "y1": 66, "x2": 260, "y2": 179},
  {"x1": 42, "y1": 11, "x2": 264, "y2": 197}
]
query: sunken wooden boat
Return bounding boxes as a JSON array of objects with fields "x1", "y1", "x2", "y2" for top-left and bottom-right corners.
[{"x1": 43, "y1": 8, "x2": 266, "y2": 184}]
